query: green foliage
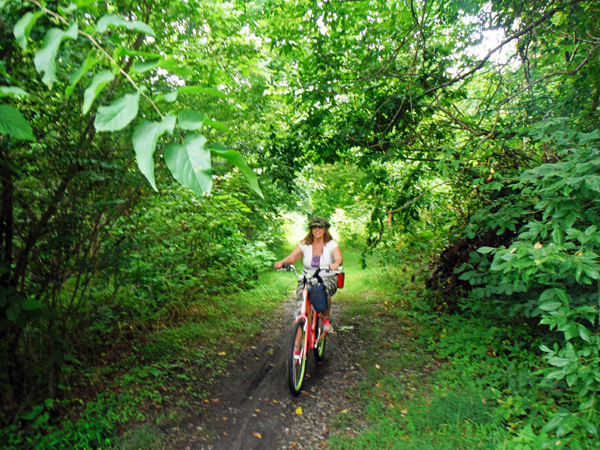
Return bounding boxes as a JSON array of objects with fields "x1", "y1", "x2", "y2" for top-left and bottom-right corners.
[
  {"x1": 164, "y1": 134, "x2": 213, "y2": 195},
  {"x1": 1, "y1": 0, "x2": 282, "y2": 416},
  {"x1": 2, "y1": 0, "x2": 263, "y2": 196},
  {"x1": 95, "y1": 90, "x2": 141, "y2": 131},
  {"x1": 2, "y1": 0, "x2": 600, "y2": 446},
  {"x1": 455, "y1": 127, "x2": 600, "y2": 445},
  {"x1": 133, "y1": 115, "x2": 177, "y2": 190},
  {"x1": 95, "y1": 14, "x2": 155, "y2": 36},
  {"x1": 0, "y1": 104, "x2": 34, "y2": 140},
  {"x1": 327, "y1": 256, "x2": 504, "y2": 450}
]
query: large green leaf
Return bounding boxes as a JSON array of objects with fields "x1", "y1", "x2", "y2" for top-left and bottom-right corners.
[
  {"x1": 208, "y1": 144, "x2": 263, "y2": 198},
  {"x1": 0, "y1": 105, "x2": 35, "y2": 141},
  {"x1": 132, "y1": 59, "x2": 160, "y2": 73},
  {"x1": 58, "y1": 4, "x2": 78, "y2": 15},
  {"x1": 66, "y1": 51, "x2": 100, "y2": 98},
  {"x1": 75, "y1": 0, "x2": 97, "y2": 8},
  {"x1": 82, "y1": 70, "x2": 114, "y2": 114},
  {"x1": 161, "y1": 86, "x2": 229, "y2": 103},
  {"x1": 21, "y1": 299, "x2": 41, "y2": 311},
  {"x1": 165, "y1": 133, "x2": 212, "y2": 196},
  {"x1": 158, "y1": 58, "x2": 194, "y2": 78},
  {"x1": 0, "y1": 86, "x2": 29, "y2": 98},
  {"x1": 94, "y1": 90, "x2": 140, "y2": 131},
  {"x1": 96, "y1": 14, "x2": 155, "y2": 37},
  {"x1": 177, "y1": 86, "x2": 228, "y2": 99},
  {"x1": 177, "y1": 111, "x2": 205, "y2": 130},
  {"x1": 34, "y1": 22, "x2": 78, "y2": 88},
  {"x1": 204, "y1": 119, "x2": 231, "y2": 133},
  {"x1": 161, "y1": 91, "x2": 178, "y2": 102},
  {"x1": 133, "y1": 114, "x2": 176, "y2": 190},
  {"x1": 13, "y1": 11, "x2": 44, "y2": 50}
]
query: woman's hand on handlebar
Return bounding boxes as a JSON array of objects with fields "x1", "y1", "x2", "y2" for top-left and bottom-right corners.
[
  {"x1": 330, "y1": 263, "x2": 341, "y2": 271},
  {"x1": 274, "y1": 261, "x2": 283, "y2": 269}
]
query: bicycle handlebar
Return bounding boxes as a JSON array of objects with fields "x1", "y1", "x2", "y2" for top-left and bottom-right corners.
[{"x1": 277, "y1": 264, "x2": 343, "y2": 280}]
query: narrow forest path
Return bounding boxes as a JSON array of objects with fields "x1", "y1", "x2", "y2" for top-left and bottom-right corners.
[{"x1": 183, "y1": 298, "x2": 369, "y2": 450}]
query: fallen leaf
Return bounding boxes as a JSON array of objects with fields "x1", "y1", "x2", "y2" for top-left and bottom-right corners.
[
  {"x1": 273, "y1": 399, "x2": 279, "y2": 403},
  {"x1": 212, "y1": 399, "x2": 219, "y2": 402},
  {"x1": 534, "y1": 242, "x2": 543, "y2": 249},
  {"x1": 401, "y1": 409, "x2": 408, "y2": 415},
  {"x1": 289, "y1": 443, "x2": 298, "y2": 449},
  {"x1": 340, "y1": 409, "x2": 349, "y2": 414},
  {"x1": 217, "y1": 352, "x2": 226, "y2": 356},
  {"x1": 253, "y1": 432, "x2": 262, "y2": 439},
  {"x1": 401, "y1": 436, "x2": 410, "y2": 441},
  {"x1": 375, "y1": 364, "x2": 380, "y2": 370},
  {"x1": 255, "y1": 409, "x2": 260, "y2": 412},
  {"x1": 295, "y1": 407, "x2": 303, "y2": 415},
  {"x1": 204, "y1": 399, "x2": 209, "y2": 403},
  {"x1": 223, "y1": 417, "x2": 228, "y2": 421}
]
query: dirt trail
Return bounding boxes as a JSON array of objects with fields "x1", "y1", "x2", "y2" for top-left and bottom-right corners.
[{"x1": 184, "y1": 300, "x2": 367, "y2": 450}]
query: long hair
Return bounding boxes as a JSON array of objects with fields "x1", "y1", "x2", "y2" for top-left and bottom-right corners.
[{"x1": 301, "y1": 229, "x2": 333, "y2": 245}]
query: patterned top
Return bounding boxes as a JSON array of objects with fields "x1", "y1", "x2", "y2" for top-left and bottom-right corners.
[{"x1": 298, "y1": 240, "x2": 339, "y2": 277}]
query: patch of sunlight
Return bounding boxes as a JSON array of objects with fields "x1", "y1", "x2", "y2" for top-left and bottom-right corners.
[{"x1": 282, "y1": 212, "x2": 308, "y2": 246}]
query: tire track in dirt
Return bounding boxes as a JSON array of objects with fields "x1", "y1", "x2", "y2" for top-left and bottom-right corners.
[{"x1": 183, "y1": 300, "x2": 367, "y2": 450}]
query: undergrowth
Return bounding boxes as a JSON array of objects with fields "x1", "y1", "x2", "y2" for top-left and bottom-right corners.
[
  {"x1": 327, "y1": 248, "x2": 568, "y2": 450},
  {"x1": 0, "y1": 263, "x2": 291, "y2": 450}
]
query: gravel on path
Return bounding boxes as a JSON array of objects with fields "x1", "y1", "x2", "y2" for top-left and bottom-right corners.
[{"x1": 182, "y1": 299, "x2": 368, "y2": 450}]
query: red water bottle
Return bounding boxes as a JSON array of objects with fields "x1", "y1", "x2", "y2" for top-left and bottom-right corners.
[{"x1": 337, "y1": 272, "x2": 345, "y2": 288}]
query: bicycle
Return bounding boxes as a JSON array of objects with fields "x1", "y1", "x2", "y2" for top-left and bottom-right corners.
[{"x1": 278, "y1": 263, "x2": 343, "y2": 396}]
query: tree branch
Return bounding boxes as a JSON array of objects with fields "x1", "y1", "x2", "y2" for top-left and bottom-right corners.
[{"x1": 417, "y1": 0, "x2": 585, "y2": 99}]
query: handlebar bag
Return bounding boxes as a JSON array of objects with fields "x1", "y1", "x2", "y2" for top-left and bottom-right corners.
[{"x1": 309, "y1": 283, "x2": 328, "y2": 313}]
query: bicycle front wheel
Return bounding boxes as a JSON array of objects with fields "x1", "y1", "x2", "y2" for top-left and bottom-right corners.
[
  {"x1": 314, "y1": 315, "x2": 327, "y2": 362},
  {"x1": 287, "y1": 319, "x2": 307, "y2": 396}
]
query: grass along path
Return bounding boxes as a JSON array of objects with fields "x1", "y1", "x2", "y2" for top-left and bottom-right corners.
[
  {"x1": 118, "y1": 244, "x2": 511, "y2": 450},
  {"x1": 325, "y1": 249, "x2": 527, "y2": 450},
  {"x1": 4, "y1": 239, "x2": 519, "y2": 450}
]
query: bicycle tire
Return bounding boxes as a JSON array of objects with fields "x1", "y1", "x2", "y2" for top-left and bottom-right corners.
[
  {"x1": 314, "y1": 315, "x2": 327, "y2": 362},
  {"x1": 287, "y1": 319, "x2": 307, "y2": 396}
]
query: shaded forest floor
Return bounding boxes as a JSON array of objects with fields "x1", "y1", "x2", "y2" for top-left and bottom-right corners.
[
  {"x1": 4, "y1": 245, "x2": 521, "y2": 449},
  {"x1": 112, "y1": 249, "x2": 439, "y2": 450},
  {"x1": 116, "y1": 248, "x2": 454, "y2": 450},
  {"x1": 176, "y1": 288, "x2": 435, "y2": 450}
]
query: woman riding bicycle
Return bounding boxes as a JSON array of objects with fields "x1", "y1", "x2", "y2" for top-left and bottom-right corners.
[{"x1": 274, "y1": 216, "x2": 343, "y2": 332}]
